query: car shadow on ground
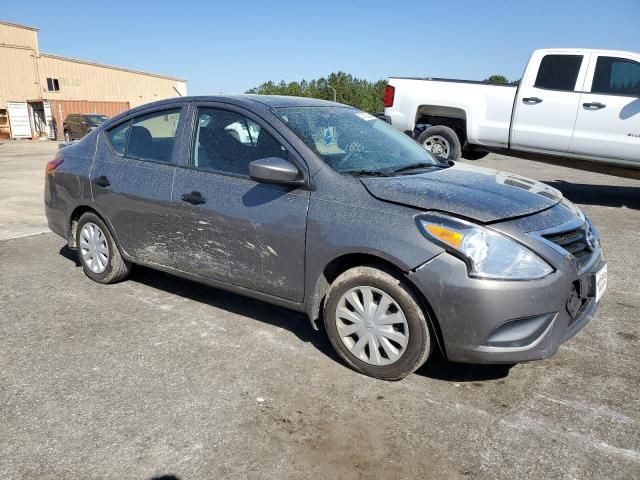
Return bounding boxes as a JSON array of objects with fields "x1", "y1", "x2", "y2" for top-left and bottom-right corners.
[
  {"x1": 128, "y1": 265, "x2": 341, "y2": 363},
  {"x1": 58, "y1": 246, "x2": 515, "y2": 383},
  {"x1": 416, "y1": 352, "x2": 514, "y2": 382},
  {"x1": 544, "y1": 180, "x2": 640, "y2": 209},
  {"x1": 59, "y1": 245, "x2": 81, "y2": 266}
]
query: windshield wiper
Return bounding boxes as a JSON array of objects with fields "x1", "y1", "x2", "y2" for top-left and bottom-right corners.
[
  {"x1": 341, "y1": 169, "x2": 392, "y2": 177},
  {"x1": 389, "y1": 162, "x2": 444, "y2": 174}
]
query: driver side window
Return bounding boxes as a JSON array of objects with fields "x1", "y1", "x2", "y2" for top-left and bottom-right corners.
[{"x1": 192, "y1": 108, "x2": 288, "y2": 176}]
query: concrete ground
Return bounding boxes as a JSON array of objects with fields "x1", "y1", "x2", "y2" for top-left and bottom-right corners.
[{"x1": 0, "y1": 141, "x2": 639, "y2": 480}]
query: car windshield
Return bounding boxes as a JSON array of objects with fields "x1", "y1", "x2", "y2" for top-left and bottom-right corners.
[
  {"x1": 274, "y1": 106, "x2": 444, "y2": 175},
  {"x1": 85, "y1": 115, "x2": 108, "y2": 125}
]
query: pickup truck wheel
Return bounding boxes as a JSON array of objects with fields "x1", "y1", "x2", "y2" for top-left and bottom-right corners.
[
  {"x1": 462, "y1": 150, "x2": 489, "y2": 160},
  {"x1": 323, "y1": 266, "x2": 432, "y2": 380},
  {"x1": 417, "y1": 125, "x2": 461, "y2": 161}
]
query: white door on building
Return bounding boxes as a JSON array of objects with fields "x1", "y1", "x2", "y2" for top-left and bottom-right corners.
[
  {"x1": 7, "y1": 102, "x2": 31, "y2": 138},
  {"x1": 43, "y1": 102, "x2": 55, "y2": 139}
]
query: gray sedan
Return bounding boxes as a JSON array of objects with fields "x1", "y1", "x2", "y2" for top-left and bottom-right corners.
[{"x1": 44, "y1": 95, "x2": 607, "y2": 380}]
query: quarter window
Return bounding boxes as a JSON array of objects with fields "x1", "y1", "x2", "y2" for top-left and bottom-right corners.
[
  {"x1": 107, "y1": 121, "x2": 130, "y2": 155},
  {"x1": 592, "y1": 56, "x2": 640, "y2": 96},
  {"x1": 192, "y1": 108, "x2": 287, "y2": 176},
  {"x1": 534, "y1": 55, "x2": 583, "y2": 91}
]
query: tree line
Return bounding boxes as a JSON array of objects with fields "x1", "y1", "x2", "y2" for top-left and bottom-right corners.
[
  {"x1": 246, "y1": 72, "x2": 387, "y2": 113},
  {"x1": 246, "y1": 72, "x2": 521, "y2": 112}
]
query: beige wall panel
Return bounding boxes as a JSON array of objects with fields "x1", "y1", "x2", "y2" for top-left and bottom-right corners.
[
  {"x1": 0, "y1": 46, "x2": 41, "y2": 106},
  {"x1": 38, "y1": 55, "x2": 186, "y2": 107},
  {"x1": 0, "y1": 22, "x2": 38, "y2": 50}
]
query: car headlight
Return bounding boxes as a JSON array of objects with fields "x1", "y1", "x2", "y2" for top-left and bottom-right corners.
[{"x1": 418, "y1": 214, "x2": 554, "y2": 280}]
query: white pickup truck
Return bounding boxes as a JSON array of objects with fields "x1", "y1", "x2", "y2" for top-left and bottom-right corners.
[{"x1": 384, "y1": 48, "x2": 640, "y2": 176}]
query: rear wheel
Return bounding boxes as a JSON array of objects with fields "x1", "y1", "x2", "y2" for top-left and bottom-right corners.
[
  {"x1": 64, "y1": 130, "x2": 71, "y2": 142},
  {"x1": 75, "y1": 212, "x2": 131, "y2": 284},
  {"x1": 324, "y1": 266, "x2": 433, "y2": 380},
  {"x1": 417, "y1": 125, "x2": 462, "y2": 161}
]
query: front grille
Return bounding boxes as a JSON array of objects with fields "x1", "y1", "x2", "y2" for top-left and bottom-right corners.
[{"x1": 543, "y1": 223, "x2": 595, "y2": 269}]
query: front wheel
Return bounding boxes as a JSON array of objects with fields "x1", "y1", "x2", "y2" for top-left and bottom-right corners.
[
  {"x1": 324, "y1": 266, "x2": 433, "y2": 380},
  {"x1": 416, "y1": 125, "x2": 462, "y2": 161}
]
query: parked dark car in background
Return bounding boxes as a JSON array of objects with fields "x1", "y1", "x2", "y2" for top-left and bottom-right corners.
[
  {"x1": 63, "y1": 113, "x2": 108, "y2": 141},
  {"x1": 44, "y1": 95, "x2": 607, "y2": 380}
]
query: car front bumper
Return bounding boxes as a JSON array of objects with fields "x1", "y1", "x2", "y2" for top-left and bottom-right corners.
[{"x1": 408, "y1": 250, "x2": 604, "y2": 364}]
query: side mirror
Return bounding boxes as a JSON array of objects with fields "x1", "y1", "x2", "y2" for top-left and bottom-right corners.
[{"x1": 249, "y1": 157, "x2": 303, "y2": 185}]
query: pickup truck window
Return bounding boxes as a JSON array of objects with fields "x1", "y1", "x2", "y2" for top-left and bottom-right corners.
[
  {"x1": 592, "y1": 56, "x2": 640, "y2": 97},
  {"x1": 534, "y1": 55, "x2": 583, "y2": 91}
]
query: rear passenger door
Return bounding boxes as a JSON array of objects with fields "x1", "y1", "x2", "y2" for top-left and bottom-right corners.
[
  {"x1": 570, "y1": 54, "x2": 640, "y2": 162},
  {"x1": 169, "y1": 103, "x2": 310, "y2": 302},
  {"x1": 91, "y1": 105, "x2": 185, "y2": 264}
]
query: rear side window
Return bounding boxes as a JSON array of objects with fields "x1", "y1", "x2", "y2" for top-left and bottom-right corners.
[
  {"x1": 534, "y1": 55, "x2": 583, "y2": 91},
  {"x1": 106, "y1": 108, "x2": 181, "y2": 162},
  {"x1": 592, "y1": 56, "x2": 640, "y2": 96},
  {"x1": 107, "y1": 121, "x2": 131, "y2": 155}
]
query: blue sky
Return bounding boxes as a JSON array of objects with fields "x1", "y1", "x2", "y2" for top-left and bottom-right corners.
[{"x1": 4, "y1": 0, "x2": 639, "y2": 94}]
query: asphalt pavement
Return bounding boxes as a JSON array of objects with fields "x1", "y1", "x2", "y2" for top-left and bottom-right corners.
[{"x1": 1, "y1": 141, "x2": 638, "y2": 479}]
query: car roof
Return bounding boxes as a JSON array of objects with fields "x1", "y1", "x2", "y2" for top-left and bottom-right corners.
[
  {"x1": 101, "y1": 94, "x2": 351, "y2": 130},
  {"x1": 129, "y1": 94, "x2": 346, "y2": 111}
]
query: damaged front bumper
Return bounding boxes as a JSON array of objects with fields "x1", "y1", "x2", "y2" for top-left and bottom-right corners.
[{"x1": 408, "y1": 249, "x2": 604, "y2": 364}]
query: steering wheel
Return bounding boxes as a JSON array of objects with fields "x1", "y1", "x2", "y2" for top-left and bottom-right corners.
[{"x1": 334, "y1": 149, "x2": 365, "y2": 169}]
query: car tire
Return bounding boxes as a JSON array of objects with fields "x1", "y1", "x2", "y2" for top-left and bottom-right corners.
[
  {"x1": 323, "y1": 265, "x2": 433, "y2": 380},
  {"x1": 64, "y1": 130, "x2": 71, "y2": 142},
  {"x1": 417, "y1": 125, "x2": 462, "y2": 161},
  {"x1": 75, "y1": 212, "x2": 131, "y2": 284},
  {"x1": 462, "y1": 150, "x2": 489, "y2": 160}
]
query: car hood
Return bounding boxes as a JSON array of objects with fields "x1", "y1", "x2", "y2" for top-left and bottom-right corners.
[{"x1": 360, "y1": 163, "x2": 563, "y2": 223}]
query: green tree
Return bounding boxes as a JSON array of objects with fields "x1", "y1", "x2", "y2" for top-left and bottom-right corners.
[
  {"x1": 246, "y1": 72, "x2": 388, "y2": 112},
  {"x1": 485, "y1": 74, "x2": 509, "y2": 84}
]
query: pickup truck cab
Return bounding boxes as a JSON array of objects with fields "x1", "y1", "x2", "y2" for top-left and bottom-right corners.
[{"x1": 384, "y1": 48, "x2": 640, "y2": 174}]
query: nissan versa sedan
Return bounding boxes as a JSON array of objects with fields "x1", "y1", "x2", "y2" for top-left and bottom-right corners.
[{"x1": 44, "y1": 95, "x2": 607, "y2": 380}]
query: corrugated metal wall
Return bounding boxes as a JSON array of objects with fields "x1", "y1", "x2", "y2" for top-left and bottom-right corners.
[
  {"x1": 0, "y1": 21, "x2": 39, "y2": 51},
  {"x1": 39, "y1": 54, "x2": 186, "y2": 108},
  {"x1": 0, "y1": 46, "x2": 42, "y2": 105},
  {"x1": 48, "y1": 100, "x2": 130, "y2": 140},
  {"x1": 1, "y1": 21, "x2": 187, "y2": 115}
]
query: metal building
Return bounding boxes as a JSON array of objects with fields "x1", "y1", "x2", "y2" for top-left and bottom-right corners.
[{"x1": 0, "y1": 20, "x2": 187, "y2": 140}]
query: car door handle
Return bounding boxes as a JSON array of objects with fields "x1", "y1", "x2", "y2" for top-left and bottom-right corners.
[
  {"x1": 583, "y1": 102, "x2": 606, "y2": 110},
  {"x1": 181, "y1": 191, "x2": 207, "y2": 205},
  {"x1": 522, "y1": 97, "x2": 543, "y2": 104},
  {"x1": 93, "y1": 175, "x2": 110, "y2": 188}
]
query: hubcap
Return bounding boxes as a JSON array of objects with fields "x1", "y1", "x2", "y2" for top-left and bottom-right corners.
[
  {"x1": 423, "y1": 135, "x2": 450, "y2": 158},
  {"x1": 79, "y1": 222, "x2": 109, "y2": 274},
  {"x1": 335, "y1": 286, "x2": 409, "y2": 366}
]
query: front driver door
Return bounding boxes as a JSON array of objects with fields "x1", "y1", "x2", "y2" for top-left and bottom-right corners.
[
  {"x1": 511, "y1": 53, "x2": 586, "y2": 152},
  {"x1": 570, "y1": 54, "x2": 640, "y2": 163},
  {"x1": 169, "y1": 104, "x2": 310, "y2": 302}
]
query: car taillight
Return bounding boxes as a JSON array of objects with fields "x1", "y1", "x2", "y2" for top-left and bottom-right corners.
[
  {"x1": 383, "y1": 85, "x2": 395, "y2": 108},
  {"x1": 46, "y1": 156, "x2": 64, "y2": 175}
]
